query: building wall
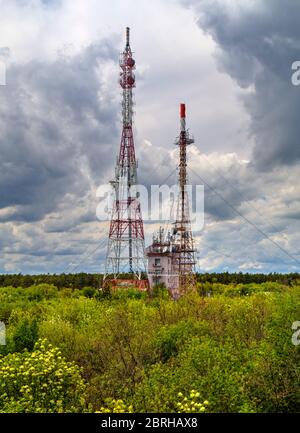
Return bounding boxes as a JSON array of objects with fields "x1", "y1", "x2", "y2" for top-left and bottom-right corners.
[
  {"x1": 147, "y1": 255, "x2": 171, "y2": 288},
  {"x1": 147, "y1": 254, "x2": 180, "y2": 295}
]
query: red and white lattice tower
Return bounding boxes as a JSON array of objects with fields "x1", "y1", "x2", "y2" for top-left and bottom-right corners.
[
  {"x1": 104, "y1": 28, "x2": 148, "y2": 290},
  {"x1": 145, "y1": 104, "x2": 197, "y2": 297},
  {"x1": 171, "y1": 103, "x2": 197, "y2": 294}
]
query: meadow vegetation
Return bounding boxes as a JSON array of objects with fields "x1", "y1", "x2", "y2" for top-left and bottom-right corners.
[{"x1": 0, "y1": 276, "x2": 300, "y2": 413}]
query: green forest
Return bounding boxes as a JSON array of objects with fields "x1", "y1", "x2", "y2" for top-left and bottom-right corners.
[{"x1": 0, "y1": 274, "x2": 300, "y2": 413}]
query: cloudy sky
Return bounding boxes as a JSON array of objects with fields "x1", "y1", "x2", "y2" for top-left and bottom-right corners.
[{"x1": 0, "y1": 0, "x2": 299, "y2": 274}]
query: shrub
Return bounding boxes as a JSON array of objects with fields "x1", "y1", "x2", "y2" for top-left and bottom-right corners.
[
  {"x1": 96, "y1": 398, "x2": 133, "y2": 413},
  {"x1": 153, "y1": 320, "x2": 210, "y2": 362},
  {"x1": 151, "y1": 284, "x2": 169, "y2": 299},
  {"x1": 82, "y1": 287, "x2": 96, "y2": 298},
  {"x1": 26, "y1": 284, "x2": 58, "y2": 301},
  {"x1": 112, "y1": 288, "x2": 146, "y2": 300},
  {"x1": 0, "y1": 338, "x2": 86, "y2": 412},
  {"x1": 13, "y1": 319, "x2": 39, "y2": 352},
  {"x1": 176, "y1": 390, "x2": 209, "y2": 413}
]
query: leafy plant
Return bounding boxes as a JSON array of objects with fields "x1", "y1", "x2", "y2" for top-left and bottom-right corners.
[
  {"x1": 0, "y1": 338, "x2": 86, "y2": 412},
  {"x1": 13, "y1": 318, "x2": 39, "y2": 352},
  {"x1": 176, "y1": 390, "x2": 209, "y2": 413}
]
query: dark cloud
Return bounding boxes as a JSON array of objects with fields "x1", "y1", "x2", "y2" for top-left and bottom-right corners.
[
  {"x1": 0, "y1": 40, "x2": 118, "y2": 222},
  {"x1": 183, "y1": 0, "x2": 300, "y2": 169}
]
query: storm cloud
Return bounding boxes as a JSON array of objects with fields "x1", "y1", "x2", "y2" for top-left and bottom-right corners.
[
  {"x1": 0, "y1": 39, "x2": 118, "y2": 222},
  {"x1": 183, "y1": 0, "x2": 300, "y2": 169}
]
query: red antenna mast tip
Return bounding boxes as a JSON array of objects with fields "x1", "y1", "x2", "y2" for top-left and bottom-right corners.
[{"x1": 180, "y1": 103, "x2": 186, "y2": 119}]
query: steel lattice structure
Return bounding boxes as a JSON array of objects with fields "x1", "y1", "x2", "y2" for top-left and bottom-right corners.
[
  {"x1": 104, "y1": 28, "x2": 148, "y2": 289},
  {"x1": 171, "y1": 104, "x2": 197, "y2": 294}
]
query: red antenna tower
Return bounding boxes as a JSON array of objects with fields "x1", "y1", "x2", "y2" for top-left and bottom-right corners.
[
  {"x1": 171, "y1": 103, "x2": 197, "y2": 294},
  {"x1": 104, "y1": 28, "x2": 148, "y2": 290}
]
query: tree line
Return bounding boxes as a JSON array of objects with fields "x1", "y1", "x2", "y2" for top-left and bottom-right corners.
[{"x1": 0, "y1": 271, "x2": 299, "y2": 289}]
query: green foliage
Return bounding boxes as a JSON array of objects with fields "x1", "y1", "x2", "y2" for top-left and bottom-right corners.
[
  {"x1": 153, "y1": 319, "x2": 210, "y2": 362},
  {"x1": 112, "y1": 288, "x2": 146, "y2": 300},
  {"x1": 13, "y1": 318, "x2": 39, "y2": 352},
  {"x1": 0, "y1": 278, "x2": 300, "y2": 413},
  {"x1": 26, "y1": 284, "x2": 58, "y2": 301},
  {"x1": 176, "y1": 391, "x2": 209, "y2": 413},
  {"x1": 82, "y1": 287, "x2": 96, "y2": 298},
  {"x1": 154, "y1": 322, "x2": 188, "y2": 362},
  {"x1": 151, "y1": 284, "x2": 169, "y2": 299},
  {"x1": 0, "y1": 272, "x2": 298, "y2": 289},
  {"x1": 96, "y1": 398, "x2": 133, "y2": 413},
  {"x1": 0, "y1": 273, "x2": 102, "y2": 289},
  {"x1": 95, "y1": 392, "x2": 209, "y2": 413},
  {"x1": 0, "y1": 339, "x2": 86, "y2": 412}
]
